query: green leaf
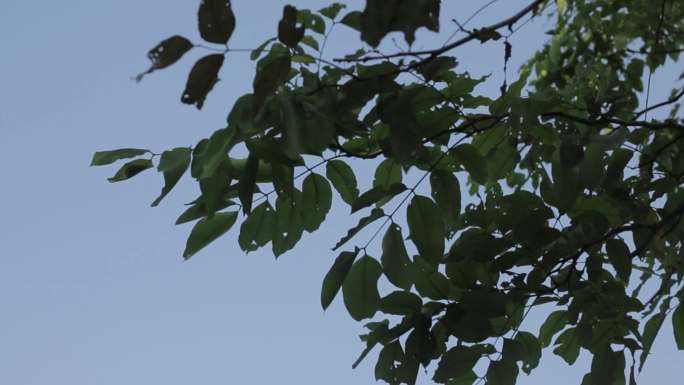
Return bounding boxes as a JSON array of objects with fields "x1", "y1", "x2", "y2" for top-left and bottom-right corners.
[
  {"x1": 606, "y1": 238, "x2": 632, "y2": 283},
  {"x1": 378, "y1": 291, "x2": 422, "y2": 315},
  {"x1": 321, "y1": 249, "x2": 359, "y2": 310},
  {"x1": 198, "y1": 0, "x2": 236, "y2": 45},
  {"x1": 515, "y1": 331, "x2": 542, "y2": 374},
  {"x1": 300, "y1": 35, "x2": 319, "y2": 51},
  {"x1": 375, "y1": 341, "x2": 402, "y2": 382},
  {"x1": 319, "y1": 3, "x2": 346, "y2": 20},
  {"x1": 272, "y1": 192, "x2": 304, "y2": 257},
  {"x1": 552, "y1": 328, "x2": 580, "y2": 365},
  {"x1": 342, "y1": 255, "x2": 382, "y2": 321},
  {"x1": 297, "y1": 9, "x2": 326, "y2": 34},
  {"x1": 351, "y1": 183, "x2": 407, "y2": 213},
  {"x1": 151, "y1": 147, "x2": 191, "y2": 206},
  {"x1": 430, "y1": 170, "x2": 461, "y2": 229},
  {"x1": 238, "y1": 154, "x2": 258, "y2": 214},
  {"x1": 407, "y1": 195, "x2": 445, "y2": 262},
  {"x1": 183, "y1": 211, "x2": 238, "y2": 259},
  {"x1": 201, "y1": 128, "x2": 238, "y2": 179},
  {"x1": 333, "y1": 208, "x2": 384, "y2": 251},
  {"x1": 107, "y1": 158, "x2": 154, "y2": 182},
  {"x1": 340, "y1": 11, "x2": 361, "y2": 31},
  {"x1": 136, "y1": 35, "x2": 194, "y2": 81},
  {"x1": 238, "y1": 202, "x2": 276, "y2": 252},
  {"x1": 181, "y1": 54, "x2": 225, "y2": 110},
  {"x1": 486, "y1": 360, "x2": 519, "y2": 385},
  {"x1": 91, "y1": 148, "x2": 149, "y2": 166},
  {"x1": 301, "y1": 173, "x2": 332, "y2": 232},
  {"x1": 252, "y1": 53, "x2": 291, "y2": 114},
  {"x1": 433, "y1": 346, "x2": 481, "y2": 383},
  {"x1": 538, "y1": 310, "x2": 568, "y2": 347},
  {"x1": 673, "y1": 304, "x2": 684, "y2": 350},
  {"x1": 381, "y1": 224, "x2": 413, "y2": 290},
  {"x1": 326, "y1": 160, "x2": 359, "y2": 205},
  {"x1": 451, "y1": 144, "x2": 488, "y2": 185},
  {"x1": 603, "y1": 148, "x2": 633, "y2": 189},
  {"x1": 175, "y1": 198, "x2": 236, "y2": 225}
]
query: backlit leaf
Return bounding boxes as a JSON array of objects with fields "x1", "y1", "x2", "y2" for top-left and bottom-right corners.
[
  {"x1": 183, "y1": 211, "x2": 238, "y2": 259},
  {"x1": 343, "y1": 255, "x2": 382, "y2": 321}
]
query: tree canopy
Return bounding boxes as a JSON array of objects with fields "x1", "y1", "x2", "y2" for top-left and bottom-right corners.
[{"x1": 92, "y1": 1, "x2": 684, "y2": 384}]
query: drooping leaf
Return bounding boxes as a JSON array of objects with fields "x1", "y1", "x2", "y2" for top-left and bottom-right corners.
[
  {"x1": 515, "y1": 331, "x2": 542, "y2": 374},
  {"x1": 301, "y1": 173, "x2": 332, "y2": 232},
  {"x1": 183, "y1": 211, "x2": 238, "y2": 259},
  {"x1": 201, "y1": 127, "x2": 238, "y2": 179},
  {"x1": 342, "y1": 255, "x2": 382, "y2": 321},
  {"x1": 238, "y1": 202, "x2": 276, "y2": 252},
  {"x1": 136, "y1": 35, "x2": 194, "y2": 81},
  {"x1": 640, "y1": 310, "x2": 666, "y2": 370},
  {"x1": 407, "y1": 195, "x2": 444, "y2": 262},
  {"x1": 373, "y1": 158, "x2": 402, "y2": 206},
  {"x1": 430, "y1": 169, "x2": 461, "y2": 229},
  {"x1": 278, "y1": 5, "x2": 305, "y2": 48},
  {"x1": 333, "y1": 208, "x2": 384, "y2": 251},
  {"x1": 198, "y1": 0, "x2": 236, "y2": 45},
  {"x1": 606, "y1": 238, "x2": 632, "y2": 283},
  {"x1": 238, "y1": 154, "x2": 259, "y2": 214},
  {"x1": 272, "y1": 192, "x2": 304, "y2": 257},
  {"x1": 381, "y1": 224, "x2": 413, "y2": 290},
  {"x1": 151, "y1": 147, "x2": 191, "y2": 206},
  {"x1": 107, "y1": 158, "x2": 154, "y2": 182},
  {"x1": 351, "y1": 183, "x2": 407, "y2": 213},
  {"x1": 321, "y1": 248, "x2": 359, "y2": 310},
  {"x1": 91, "y1": 148, "x2": 149, "y2": 166},
  {"x1": 252, "y1": 53, "x2": 291, "y2": 114},
  {"x1": 181, "y1": 54, "x2": 225, "y2": 109}
]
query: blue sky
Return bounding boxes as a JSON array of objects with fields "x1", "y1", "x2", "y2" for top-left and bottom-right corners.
[{"x1": 0, "y1": 1, "x2": 680, "y2": 384}]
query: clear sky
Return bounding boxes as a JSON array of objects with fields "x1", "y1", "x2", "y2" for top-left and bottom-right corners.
[{"x1": 1, "y1": 1, "x2": 680, "y2": 384}]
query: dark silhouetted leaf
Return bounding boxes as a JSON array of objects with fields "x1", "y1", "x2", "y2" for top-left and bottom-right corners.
[
  {"x1": 352, "y1": 183, "x2": 407, "y2": 213},
  {"x1": 183, "y1": 211, "x2": 238, "y2": 259},
  {"x1": 539, "y1": 310, "x2": 568, "y2": 347},
  {"x1": 136, "y1": 35, "x2": 194, "y2": 81},
  {"x1": 278, "y1": 5, "x2": 305, "y2": 48},
  {"x1": 381, "y1": 224, "x2": 413, "y2": 290},
  {"x1": 673, "y1": 304, "x2": 684, "y2": 350},
  {"x1": 238, "y1": 202, "x2": 275, "y2": 252},
  {"x1": 238, "y1": 154, "x2": 258, "y2": 214},
  {"x1": 181, "y1": 54, "x2": 225, "y2": 109},
  {"x1": 486, "y1": 360, "x2": 518, "y2": 385},
  {"x1": 360, "y1": 0, "x2": 440, "y2": 47},
  {"x1": 430, "y1": 169, "x2": 461, "y2": 229},
  {"x1": 321, "y1": 248, "x2": 359, "y2": 310},
  {"x1": 333, "y1": 208, "x2": 384, "y2": 251},
  {"x1": 326, "y1": 159, "x2": 359, "y2": 205},
  {"x1": 301, "y1": 173, "x2": 332, "y2": 232},
  {"x1": 343, "y1": 255, "x2": 382, "y2": 321},
  {"x1": 606, "y1": 238, "x2": 632, "y2": 282},
  {"x1": 340, "y1": 11, "x2": 362, "y2": 31},
  {"x1": 152, "y1": 147, "x2": 191, "y2": 206},
  {"x1": 407, "y1": 195, "x2": 444, "y2": 262},
  {"x1": 379, "y1": 291, "x2": 421, "y2": 315},
  {"x1": 272, "y1": 192, "x2": 304, "y2": 257},
  {"x1": 252, "y1": 53, "x2": 291, "y2": 114},
  {"x1": 451, "y1": 143, "x2": 488, "y2": 185},
  {"x1": 198, "y1": 0, "x2": 236, "y2": 44},
  {"x1": 433, "y1": 346, "x2": 481, "y2": 383},
  {"x1": 108, "y1": 158, "x2": 154, "y2": 182},
  {"x1": 91, "y1": 148, "x2": 149, "y2": 166}
]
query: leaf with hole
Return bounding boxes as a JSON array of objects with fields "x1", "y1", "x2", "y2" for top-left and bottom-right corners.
[{"x1": 181, "y1": 54, "x2": 225, "y2": 110}]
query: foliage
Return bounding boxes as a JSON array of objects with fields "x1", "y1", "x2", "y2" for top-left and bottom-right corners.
[{"x1": 92, "y1": 1, "x2": 684, "y2": 384}]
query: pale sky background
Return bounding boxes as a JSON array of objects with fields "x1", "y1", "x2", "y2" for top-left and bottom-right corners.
[{"x1": 1, "y1": 1, "x2": 680, "y2": 384}]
